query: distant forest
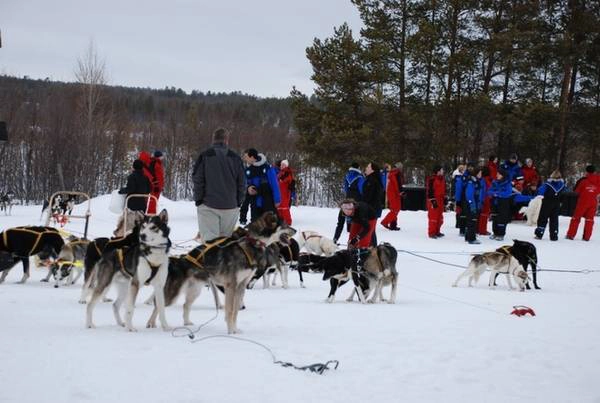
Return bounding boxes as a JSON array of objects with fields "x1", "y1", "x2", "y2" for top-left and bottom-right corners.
[{"x1": 0, "y1": 75, "x2": 308, "y2": 203}]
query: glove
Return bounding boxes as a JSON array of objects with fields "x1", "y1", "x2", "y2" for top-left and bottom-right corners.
[
  {"x1": 333, "y1": 238, "x2": 339, "y2": 245},
  {"x1": 195, "y1": 200, "x2": 202, "y2": 206},
  {"x1": 431, "y1": 199, "x2": 438, "y2": 209},
  {"x1": 348, "y1": 237, "x2": 360, "y2": 248}
]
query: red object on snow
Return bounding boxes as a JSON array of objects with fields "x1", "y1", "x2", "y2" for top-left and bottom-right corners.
[{"x1": 511, "y1": 305, "x2": 536, "y2": 317}]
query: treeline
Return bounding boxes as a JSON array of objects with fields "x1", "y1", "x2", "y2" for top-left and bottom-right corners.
[
  {"x1": 291, "y1": 0, "x2": 600, "y2": 179},
  {"x1": 0, "y1": 75, "x2": 298, "y2": 203}
]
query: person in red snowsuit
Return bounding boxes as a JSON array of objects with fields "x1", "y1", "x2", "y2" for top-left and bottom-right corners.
[
  {"x1": 136, "y1": 151, "x2": 155, "y2": 214},
  {"x1": 521, "y1": 158, "x2": 540, "y2": 195},
  {"x1": 478, "y1": 166, "x2": 493, "y2": 235},
  {"x1": 566, "y1": 165, "x2": 600, "y2": 241},
  {"x1": 427, "y1": 165, "x2": 446, "y2": 238},
  {"x1": 277, "y1": 159, "x2": 294, "y2": 225},
  {"x1": 149, "y1": 151, "x2": 165, "y2": 215},
  {"x1": 381, "y1": 162, "x2": 404, "y2": 231}
]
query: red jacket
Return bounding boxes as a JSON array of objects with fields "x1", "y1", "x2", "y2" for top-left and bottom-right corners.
[
  {"x1": 386, "y1": 168, "x2": 403, "y2": 210},
  {"x1": 151, "y1": 157, "x2": 164, "y2": 193},
  {"x1": 574, "y1": 174, "x2": 600, "y2": 206},
  {"x1": 277, "y1": 167, "x2": 294, "y2": 208},
  {"x1": 522, "y1": 166, "x2": 540, "y2": 188},
  {"x1": 138, "y1": 151, "x2": 154, "y2": 187},
  {"x1": 426, "y1": 174, "x2": 446, "y2": 203}
]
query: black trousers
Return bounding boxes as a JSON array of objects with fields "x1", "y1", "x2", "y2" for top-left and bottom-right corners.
[
  {"x1": 491, "y1": 198, "x2": 511, "y2": 236},
  {"x1": 465, "y1": 208, "x2": 480, "y2": 242},
  {"x1": 457, "y1": 200, "x2": 468, "y2": 233},
  {"x1": 536, "y1": 202, "x2": 560, "y2": 240}
]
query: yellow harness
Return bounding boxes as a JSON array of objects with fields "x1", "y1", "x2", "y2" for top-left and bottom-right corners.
[
  {"x1": 184, "y1": 237, "x2": 257, "y2": 269},
  {"x1": 2, "y1": 227, "x2": 58, "y2": 256}
]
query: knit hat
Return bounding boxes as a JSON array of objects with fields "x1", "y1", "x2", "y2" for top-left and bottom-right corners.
[
  {"x1": 497, "y1": 167, "x2": 508, "y2": 178},
  {"x1": 509, "y1": 153, "x2": 518, "y2": 161},
  {"x1": 281, "y1": 159, "x2": 289, "y2": 168},
  {"x1": 153, "y1": 150, "x2": 163, "y2": 158},
  {"x1": 133, "y1": 159, "x2": 144, "y2": 170},
  {"x1": 586, "y1": 165, "x2": 596, "y2": 173},
  {"x1": 244, "y1": 148, "x2": 259, "y2": 160},
  {"x1": 433, "y1": 164, "x2": 442, "y2": 174}
]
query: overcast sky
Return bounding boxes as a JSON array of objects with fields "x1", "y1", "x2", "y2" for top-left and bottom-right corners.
[{"x1": 0, "y1": 0, "x2": 363, "y2": 98}]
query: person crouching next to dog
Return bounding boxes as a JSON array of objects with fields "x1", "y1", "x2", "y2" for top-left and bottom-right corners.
[
  {"x1": 119, "y1": 159, "x2": 151, "y2": 212},
  {"x1": 426, "y1": 165, "x2": 446, "y2": 239},
  {"x1": 534, "y1": 170, "x2": 566, "y2": 241},
  {"x1": 464, "y1": 167, "x2": 485, "y2": 244},
  {"x1": 488, "y1": 168, "x2": 513, "y2": 241},
  {"x1": 333, "y1": 199, "x2": 377, "y2": 248}
]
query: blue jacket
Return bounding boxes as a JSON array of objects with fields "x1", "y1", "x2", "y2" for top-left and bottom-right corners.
[
  {"x1": 245, "y1": 154, "x2": 281, "y2": 208},
  {"x1": 465, "y1": 176, "x2": 485, "y2": 212},
  {"x1": 455, "y1": 172, "x2": 471, "y2": 202},
  {"x1": 500, "y1": 161, "x2": 524, "y2": 182},
  {"x1": 344, "y1": 167, "x2": 364, "y2": 200},
  {"x1": 488, "y1": 178, "x2": 513, "y2": 200},
  {"x1": 537, "y1": 178, "x2": 566, "y2": 203}
]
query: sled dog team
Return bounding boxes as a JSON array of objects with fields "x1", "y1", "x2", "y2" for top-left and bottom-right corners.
[{"x1": 0, "y1": 209, "x2": 539, "y2": 333}]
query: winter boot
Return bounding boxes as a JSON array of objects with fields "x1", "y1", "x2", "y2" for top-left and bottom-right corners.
[{"x1": 534, "y1": 227, "x2": 544, "y2": 240}]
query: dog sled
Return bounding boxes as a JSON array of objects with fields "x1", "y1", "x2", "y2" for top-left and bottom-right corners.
[{"x1": 44, "y1": 191, "x2": 92, "y2": 238}]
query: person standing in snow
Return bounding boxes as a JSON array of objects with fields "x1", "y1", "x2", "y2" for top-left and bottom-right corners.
[
  {"x1": 488, "y1": 168, "x2": 513, "y2": 241},
  {"x1": 242, "y1": 148, "x2": 281, "y2": 223},
  {"x1": 535, "y1": 170, "x2": 566, "y2": 241},
  {"x1": 138, "y1": 151, "x2": 155, "y2": 213},
  {"x1": 361, "y1": 162, "x2": 384, "y2": 246},
  {"x1": 464, "y1": 167, "x2": 485, "y2": 244},
  {"x1": 148, "y1": 150, "x2": 165, "y2": 214},
  {"x1": 381, "y1": 162, "x2": 404, "y2": 231},
  {"x1": 566, "y1": 165, "x2": 600, "y2": 241},
  {"x1": 277, "y1": 159, "x2": 294, "y2": 225},
  {"x1": 427, "y1": 165, "x2": 446, "y2": 239},
  {"x1": 192, "y1": 128, "x2": 246, "y2": 242},
  {"x1": 478, "y1": 166, "x2": 493, "y2": 235}
]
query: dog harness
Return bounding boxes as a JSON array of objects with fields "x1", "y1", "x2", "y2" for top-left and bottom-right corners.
[
  {"x1": 301, "y1": 231, "x2": 322, "y2": 242},
  {"x1": 1, "y1": 227, "x2": 58, "y2": 256},
  {"x1": 184, "y1": 237, "x2": 232, "y2": 269},
  {"x1": 114, "y1": 248, "x2": 162, "y2": 286}
]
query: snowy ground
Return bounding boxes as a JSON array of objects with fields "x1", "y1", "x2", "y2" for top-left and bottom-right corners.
[{"x1": 1, "y1": 197, "x2": 599, "y2": 403}]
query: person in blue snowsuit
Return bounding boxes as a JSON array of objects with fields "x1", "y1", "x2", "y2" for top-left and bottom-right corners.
[
  {"x1": 535, "y1": 170, "x2": 566, "y2": 241},
  {"x1": 500, "y1": 153, "x2": 524, "y2": 185},
  {"x1": 455, "y1": 162, "x2": 475, "y2": 236},
  {"x1": 488, "y1": 168, "x2": 513, "y2": 240},
  {"x1": 240, "y1": 148, "x2": 281, "y2": 223},
  {"x1": 464, "y1": 167, "x2": 486, "y2": 244}
]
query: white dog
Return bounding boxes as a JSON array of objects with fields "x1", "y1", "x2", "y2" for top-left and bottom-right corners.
[
  {"x1": 520, "y1": 195, "x2": 543, "y2": 226},
  {"x1": 296, "y1": 231, "x2": 337, "y2": 256},
  {"x1": 453, "y1": 252, "x2": 528, "y2": 291}
]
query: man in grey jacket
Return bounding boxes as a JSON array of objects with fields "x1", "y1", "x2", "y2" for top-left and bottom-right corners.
[{"x1": 192, "y1": 128, "x2": 246, "y2": 242}]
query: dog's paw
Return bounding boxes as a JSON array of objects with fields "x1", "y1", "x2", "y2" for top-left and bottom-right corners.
[
  {"x1": 300, "y1": 283, "x2": 306, "y2": 289},
  {"x1": 86, "y1": 323, "x2": 96, "y2": 329},
  {"x1": 78, "y1": 300, "x2": 87, "y2": 304},
  {"x1": 40, "y1": 278, "x2": 49, "y2": 283},
  {"x1": 102, "y1": 297, "x2": 113, "y2": 303},
  {"x1": 325, "y1": 297, "x2": 334, "y2": 303},
  {"x1": 146, "y1": 322, "x2": 157, "y2": 329},
  {"x1": 387, "y1": 300, "x2": 395, "y2": 304},
  {"x1": 184, "y1": 321, "x2": 194, "y2": 326},
  {"x1": 367, "y1": 299, "x2": 376, "y2": 304},
  {"x1": 126, "y1": 327, "x2": 138, "y2": 332}
]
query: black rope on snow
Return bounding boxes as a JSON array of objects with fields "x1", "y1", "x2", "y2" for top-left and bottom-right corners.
[{"x1": 171, "y1": 304, "x2": 339, "y2": 375}]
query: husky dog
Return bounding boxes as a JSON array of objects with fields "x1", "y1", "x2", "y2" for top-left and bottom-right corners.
[
  {"x1": 146, "y1": 255, "x2": 221, "y2": 327},
  {"x1": 320, "y1": 250, "x2": 363, "y2": 303},
  {"x1": 85, "y1": 210, "x2": 171, "y2": 331},
  {"x1": 496, "y1": 240, "x2": 540, "y2": 289},
  {"x1": 345, "y1": 243, "x2": 398, "y2": 304},
  {"x1": 519, "y1": 195, "x2": 543, "y2": 226},
  {"x1": 201, "y1": 212, "x2": 296, "y2": 334},
  {"x1": 0, "y1": 191, "x2": 15, "y2": 215},
  {"x1": 453, "y1": 252, "x2": 528, "y2": 291},
  {"x1": 246, "y1": 243, "x2": 282, "y2": 290},
  {"x1": 46, "y1": 236, "x2": 90, "y2": 288},
  {"x1": 0, "y1": 226, "x2": 64, "y2": 284},
  {"x1": 296, "y1": 231, "x2": 337, "y2": 256},
  {"x1": 295, "y1": 252, "x2": 327, "y2": 288},
  {"x1": 79, "y1": 215, "x2": 144, "y2": 303},
  {"x1": 41, "y1": 194, "x2": 76, "y2": 225}
]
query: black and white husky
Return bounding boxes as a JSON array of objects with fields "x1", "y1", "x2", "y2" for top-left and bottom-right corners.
[
  {"x1": 85, "y1": 210, "x2": 171, "y2": 331},
  {"x1": 46, "y1": 236, "x2": 89, "y2": 287},
  {"x1": 452, "y1": 251, "x2": 528, "y2": 291}
]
